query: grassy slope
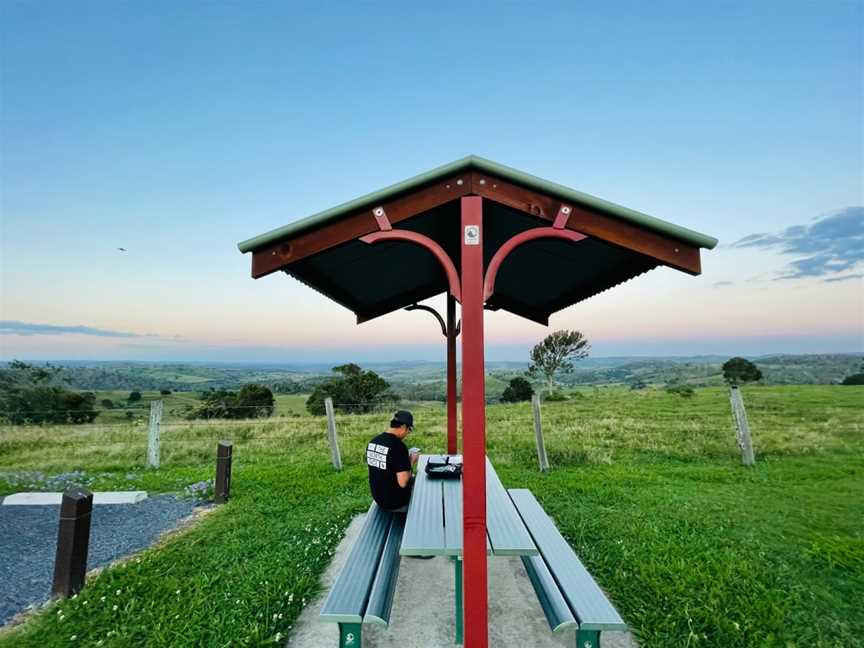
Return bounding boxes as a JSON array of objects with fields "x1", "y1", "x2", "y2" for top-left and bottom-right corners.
[{"x1": 0, "y1": 386, "x2": 861, "y2": 647}]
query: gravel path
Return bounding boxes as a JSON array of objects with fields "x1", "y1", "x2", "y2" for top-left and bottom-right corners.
[{"x1": 0, "y1": 494, "x2": 196, "y2": 626}]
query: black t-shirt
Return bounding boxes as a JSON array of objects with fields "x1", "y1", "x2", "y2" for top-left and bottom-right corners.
[{"x1": 367, "y1": 432, "x2": 412, "y2": 511}]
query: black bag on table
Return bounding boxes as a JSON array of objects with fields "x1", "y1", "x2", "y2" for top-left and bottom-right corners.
[{"x1": 425, "y1": 456, "x2": 462, "y2": 479}]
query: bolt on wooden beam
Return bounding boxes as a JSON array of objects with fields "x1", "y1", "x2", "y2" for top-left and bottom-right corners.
[
  {"x1": 215, "y1": 441, "x2": 233, "y2": 504},
  {"x1": 52, "y1": 489, "x2": 93, "y2": 598}
]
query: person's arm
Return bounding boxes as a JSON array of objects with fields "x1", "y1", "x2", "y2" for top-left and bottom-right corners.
[{"x1": 396, "y1": 445, "x2": 416, "y2": 488}]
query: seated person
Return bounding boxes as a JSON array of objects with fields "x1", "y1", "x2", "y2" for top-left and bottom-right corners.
[{"x1": 366, "y1": 410, "x2": 419, "y2": 513}]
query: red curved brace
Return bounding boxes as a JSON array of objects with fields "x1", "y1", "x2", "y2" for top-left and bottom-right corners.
[
  {"x1": 483, "y1": 227, "x2": 588, "y2": 301},
  {"x1": 360, "y1": 230, "x2": 462, "y2": 302}
]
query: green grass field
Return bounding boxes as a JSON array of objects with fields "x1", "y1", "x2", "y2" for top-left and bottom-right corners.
[{"x1": 0, "y1": 385, "x2": 861, "y2": 647}]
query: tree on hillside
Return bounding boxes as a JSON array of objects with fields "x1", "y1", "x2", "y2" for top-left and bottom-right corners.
[
  {"x1": 722, "y1": 357, "x2": 763, "y2": 386},
  {"x1": 501, "y1": 376, "x2": 534, "y2": 403},
  {"x1": 841, "y1": 373, "x2": 864, "y2": 385},
  {"x1": 306, "y1": 364, "x2": 396, "y2": 415},
  {"x1": 128, "y1": 391, "x2": 142, "y2": 402},
  {"x1": 237, "y1": 383, "x2": 275, "y2": 417},
  {"x1": 186, "y1": 383, "x2": 274, "y2": 420},
  {"x1": 528, "y1": 330, "x2": 590, "y2": 394},
  {"x1": 0, "y1": 361, "x2": 98, "y2": 424}
]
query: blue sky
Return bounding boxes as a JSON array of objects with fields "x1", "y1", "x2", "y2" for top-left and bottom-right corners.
[{"x1": 1, "y1": 1, "x2": 862, "y2": 362}]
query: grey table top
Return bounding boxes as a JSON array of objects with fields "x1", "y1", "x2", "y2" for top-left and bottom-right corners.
[{"x1": 400, "y1": 455, "x2": 538, "y2": 557}]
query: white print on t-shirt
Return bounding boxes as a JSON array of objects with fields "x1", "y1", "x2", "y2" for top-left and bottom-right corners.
[{"x1": 366, "y1": 442, "x2": 389, "y2": 470}]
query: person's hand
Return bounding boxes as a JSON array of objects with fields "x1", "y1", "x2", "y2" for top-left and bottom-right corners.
[{"x1": 409, "y1": 451, "x2": 419, "y2": 466}]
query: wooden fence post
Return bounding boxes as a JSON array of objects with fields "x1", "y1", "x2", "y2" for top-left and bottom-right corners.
[
  {"x1": 532, "y1": 394, "x2": 550, "y2": 472},
  {"x1": 730, "y1": 386, "x2": 756, "y2": 466},
  {"x1": 52, "y1": 489, "x2": 93, "y2": 598},
  {"x1": 324, "y1": 397, "x2": 342, "y2": 471},
  {"x1": 147, "y1": 400, "x2": 163, "y2": 469},
  {"x1": 215, "y1": 441, "x2": 233, "y2": 504}
]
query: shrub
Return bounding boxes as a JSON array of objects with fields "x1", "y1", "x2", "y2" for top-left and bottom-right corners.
[
  {"x1": 128, "y1": 391, "x2": 142, "y2": 402},
  {"x1": 237, "y1": 383, "x2": 274, "y2": 418},
  {"x1": 186, "y1": 384, "x2": 274, "y2": 420},
  {"x1": 841, "y1": 373, "x2": 864, "y2": 385},
  {"x1": 160, "y1": 389, "x2": 172, "y2": 395},
  {"x1": 501, "y1": 377, "x2": 534, "y2": 403},
  {"x1": 722, "y1": 357, "x2": 762, "y2": 386},
  {"x1": 544, "y1": 390, "x2": 570, "y2": 402},
  {"x1": 306, "y1": 364, "x2": 396, "y2": 415},
  {"x1": 666, "y1": 383, "x2": 695, "y2": 398},
  {"x1": 100, "y1": 398, "x2": 114, "y2": 409}
]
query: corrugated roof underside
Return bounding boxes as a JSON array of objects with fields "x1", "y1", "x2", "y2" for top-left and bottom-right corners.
[{"x1": 284, "y1": 199, "x2": 661, "y2": 324}]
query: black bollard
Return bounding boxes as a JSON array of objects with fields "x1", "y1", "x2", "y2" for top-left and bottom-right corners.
[
  {"x1": 215, "y1": 441, "x2": 233, "y2": 504},
  {"x1": 52, "y1": 489, "x2": 93, "y2": 598}
]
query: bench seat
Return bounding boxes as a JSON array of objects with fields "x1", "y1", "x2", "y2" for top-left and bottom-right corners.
[
  {"x1": 509, "y1": 489, "x2": 627, "y2": 647},
  {"x1": 320, "y1": 503, "x2": 405, "y2": 647}
]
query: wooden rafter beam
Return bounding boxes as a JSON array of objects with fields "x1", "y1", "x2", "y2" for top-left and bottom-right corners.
[
  {"x1": 250, "y1": 168, "x2": 703, "y2": 279},
  {"x1": 468, "y1": 172, "x2": 702, "y2": 275},
  {"x1": 251, "y1": 176, "x2": 472, "y2": 278}
]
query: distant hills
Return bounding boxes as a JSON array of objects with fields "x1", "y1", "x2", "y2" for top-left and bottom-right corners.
[{"x1": 8, "y1": 353, "x2": 862, "y2": 399}]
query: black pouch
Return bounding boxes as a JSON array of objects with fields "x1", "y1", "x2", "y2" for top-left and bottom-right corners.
[{"x1": 425, "y1": 456, "x2": 462, "y2": 479}]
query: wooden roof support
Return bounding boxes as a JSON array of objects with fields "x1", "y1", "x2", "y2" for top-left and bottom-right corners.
[{"x1": 251, "y1": 170, "x2": 703, "y2": 279}]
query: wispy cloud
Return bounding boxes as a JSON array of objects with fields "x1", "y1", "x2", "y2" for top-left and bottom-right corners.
[
  {"x1": 823, "y1": 273, "x2": 864, "y2": 284},
  {"x1": 712, "y1": 281, "x2": 735, "y2": 288},
  {"x1": 1, "y1": 321, "x2": 146, "y2": 338},
  {"x1": 731, "y1": 207, "x2": 864, "y2": 280}
]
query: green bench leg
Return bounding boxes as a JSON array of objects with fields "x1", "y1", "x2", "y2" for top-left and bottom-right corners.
[
  {"x1": 338, "y1": 623, "x2": 362, "y2": 648},
  {"x1": 576, "y1": 629, "x2": 600, "y2": 648},
  {"x1": 454, "y1": 557, "x2": 463, "y2": 644}
]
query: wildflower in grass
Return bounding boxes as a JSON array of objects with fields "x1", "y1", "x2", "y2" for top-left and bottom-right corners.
[
  {"x1": 70, "y1": 636, "x2": 77, "y2": 641},
  {"x1": 116, "y1": 589, "x2": 121, "y2": 595},
  {"x1": 112, "y1": 605, "x2": 118, "y2": 611}
]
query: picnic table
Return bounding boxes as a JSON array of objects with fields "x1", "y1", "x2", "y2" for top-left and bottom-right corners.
[
  {"x1": 321, "y1": 453, "x2": 626, "y2": 648},
  {"x1": 400, "y1": 455, "x2": 537, "y2": 643}
]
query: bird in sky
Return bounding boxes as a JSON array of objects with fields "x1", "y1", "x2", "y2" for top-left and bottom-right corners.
[{"x1": 117, "y1": 247, "x2": 127, "y2": 252}]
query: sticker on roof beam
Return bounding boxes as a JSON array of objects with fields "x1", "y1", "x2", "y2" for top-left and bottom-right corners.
[{"x1": 464, "y1": 225, "x2": 480, "y2": 246}]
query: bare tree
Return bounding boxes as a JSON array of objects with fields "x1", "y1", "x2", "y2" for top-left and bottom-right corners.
[{"x1": 528, "y1": 330, "x2": 590, "y2": 394}]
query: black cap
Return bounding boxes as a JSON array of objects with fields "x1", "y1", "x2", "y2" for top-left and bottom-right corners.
[{"x1": 393, "y1": 410, "x2": 414, "y2": 430}]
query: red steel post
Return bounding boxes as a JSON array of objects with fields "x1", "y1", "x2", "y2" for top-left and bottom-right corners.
[
  {"x1": 446, "y1": 293, "x2": 458, "y2": 454},
  {"x1": 460, "y1": 195, "x2": 488, "y2": 647}
]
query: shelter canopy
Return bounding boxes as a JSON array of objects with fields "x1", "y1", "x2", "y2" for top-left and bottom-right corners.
[{"x1": 238, "y1": 156, "x2": 717, "y2": 325}]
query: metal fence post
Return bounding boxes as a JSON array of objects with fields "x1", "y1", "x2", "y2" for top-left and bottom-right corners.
[
  {"x1": 532, "y1": 394, "x2": 550, "y2": 472},
  {"x1": 52, "y1": 489, "x2": 93, "y2": 598},
  {"x1": 325, "y1": 397, "x2": 343, "y2": 471},
  {"x1": 215, "y1": 441, "x2": 233, "y2": 504},
  {"x1": 147, "y1": 400, "x2": 163, "y2": 469},
  {"x1": 730, "y1": 386, "x2": 756, "y2": 466}
]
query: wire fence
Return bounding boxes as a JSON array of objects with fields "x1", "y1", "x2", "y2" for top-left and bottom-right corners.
[{"x1": 0, "y1": 399, "x2": 453, "y2": 471}]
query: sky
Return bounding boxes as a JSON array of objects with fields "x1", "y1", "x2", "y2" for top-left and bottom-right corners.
[{"x1": 1, "y1": 1, "x2": 862, "y2": 363}]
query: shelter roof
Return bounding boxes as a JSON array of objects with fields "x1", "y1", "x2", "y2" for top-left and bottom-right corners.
[{"x1": 238, "y1": 156, "x2": 717, "y2": 325}]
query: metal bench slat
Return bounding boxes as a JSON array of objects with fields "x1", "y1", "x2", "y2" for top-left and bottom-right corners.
[
  {"x1": 443, "y1": 474, "x2": 493, "y2": 555},
  {"x1": 485, "y1": 458, "x2": 537, "y2": 555},
  {"x1": 521, "y1": 554, "x2": 578, "y2": 634},
  {"x1": 363, "y1": 513, "x2": 406, "y2": 626},
  {"x1": 509, "y1": 489, "x2": 626, "y2": 631},
  {"x1": 320, "y1": 503, "x2": 392, "y2": 623},
  {"x1": 442, "y1": 476, "x2": 462, "y2": 555},
  {"x1": 400, "y1": 455, "x2": 445, "y2": 555}
]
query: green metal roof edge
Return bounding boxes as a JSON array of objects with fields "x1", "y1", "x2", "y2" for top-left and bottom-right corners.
[{"x1": 237, "y1": 155, "x2": 718, "y2": 253}]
